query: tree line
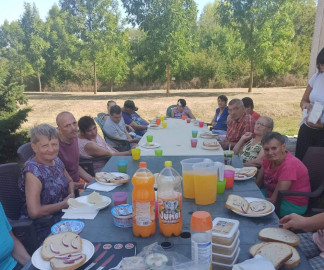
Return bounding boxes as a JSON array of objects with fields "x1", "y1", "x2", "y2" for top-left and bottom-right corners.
[{"x1": 0, "y1": 0, "x2": 317, "y2": 94}]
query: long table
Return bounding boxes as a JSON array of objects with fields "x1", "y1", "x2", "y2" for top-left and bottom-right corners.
[
  {"x1": 24, "y1": 156, "x2": 312, "y2": 270},
  {"x1": 139, "y1": 118, "x2": 224, "y2": 156}
]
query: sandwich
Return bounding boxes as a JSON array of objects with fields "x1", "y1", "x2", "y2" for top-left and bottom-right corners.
[
  {"x1": 235, "y1": 167, "x2": 257, "y2": 178},
  {"x1": 202, "y1": 140, "x2": 220, "y2": 148},
  {"x1": 95, "y1": 172, "x2": 129, "y2": 184}
]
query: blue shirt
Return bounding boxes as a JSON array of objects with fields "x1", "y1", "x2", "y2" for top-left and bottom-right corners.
[
  {"x1": 212, "y1": 107, "x2": 229, "y2": 131},
  {"x1": 0, "y1": 203, "x2": 17, "y2": 270},
  {"x1": 122, "y1": 111, "x2": 147, "y2": 136}
]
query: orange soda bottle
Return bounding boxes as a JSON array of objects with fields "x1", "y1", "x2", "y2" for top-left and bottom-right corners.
[
  {"x1": 157, "y1": 161, "x2": 182, "y2": 237},
  {"x1": 132, "y1": 161, "x2": 156, "y2": 237}
]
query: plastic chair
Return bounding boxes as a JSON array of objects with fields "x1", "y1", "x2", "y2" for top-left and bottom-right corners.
[
  {"x1": 17, "y1": 142, "x2": 34, "y2": 163},
  {"x1": 166, "y1": 105, "x2": 177, "y2": 117},
  {"x1": 79, "y1": 156, "x2": 110, "y2": 176},
  {"x1": 97, "y1": 112, "x2": 107, "y2": 120},
  {"x1": 274, "y1": 147, "x2": 324, "y2": 217}
]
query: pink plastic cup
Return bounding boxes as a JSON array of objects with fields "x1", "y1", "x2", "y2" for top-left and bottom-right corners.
[
  {"x1": 112, "y1": 192, "x2": 127, "y2": 206},
  {"x1": 199, "y1": 121, "x2": 204, "y2": 128},
  {"x1": 191, "y1": 139, "x2": 198, "y2": 148},
  {"x1": 186, "y1": 118, "x2": 191, "y2": 123},
  {"x1": 224, "y1": 170, "x2": 235, "y2": 188}
]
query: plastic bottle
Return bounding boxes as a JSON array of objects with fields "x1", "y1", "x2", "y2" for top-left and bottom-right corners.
[
  {"x1": 132, "y1": 161, "x2": 156, "y2": 237},
  {"x1": 157, "y1": 161, "x2": 183, "y2": 237},
  {"x1": 190, "y1": 211, "x2": 212, "y2": 270}
]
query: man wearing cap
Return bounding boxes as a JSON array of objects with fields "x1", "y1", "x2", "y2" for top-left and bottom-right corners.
[{"x1": 122, "y1": 100, "x2": 149, "y2": 137}]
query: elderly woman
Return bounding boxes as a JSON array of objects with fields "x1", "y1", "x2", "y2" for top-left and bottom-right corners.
[
  {"x1": 256, "y1": 132, "x2": 311, "y2": 217},
  {"x1": 171, "y1": 99, "x2": 195, "y2": 119},
  {"x1": 233, "y1": 116, "x2": 273, "y2": 167},
  {"x1": 18, "y1": 124, "x2": 75, "y2": 245},
  {"x1": 78, "y1": 116, "x2": 131, "y2": 172},
  {"x1": 211, "y1": 95, "x2": 229, "y2": 135}
]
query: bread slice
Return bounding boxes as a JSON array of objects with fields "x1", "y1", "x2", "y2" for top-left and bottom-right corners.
[
  {"x1": 203, "y1": 140, "x2": 220, "y2": 147},
  {"x1": 246, "y1": 200, "x2": 273, "y2": 215},
  {"x1": 50, "y1": 253, "x2": 86, "y2": 270},
  {"x1": 249, "y1": 242, "x2": 270, "y2": 256},
  {"x1": 259, "y1": 228, "x2": 300, "y2": 246},
  {"x1": 235, "y1": 167, "x2": 257, "y2": 177},
  {"x1": 67, "y1": 198, "x2": 88, "y2": 208},
  {"x1": 87, "y1": 191, "x2": 103, "y2": 204},
  {"x1": 255, "y1": 242, "x2": 293, "y2": 270},
  {"x1": 225, "y1": 194, "x2": 249, "y2": 213},
  {"x1": 41, "y1": 232, "x2": 82, "y2": 261}
]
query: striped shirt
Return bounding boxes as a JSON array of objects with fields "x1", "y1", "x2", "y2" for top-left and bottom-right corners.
[{"x1": 226, "y1": 113, "x2": 255, "y2": 144}]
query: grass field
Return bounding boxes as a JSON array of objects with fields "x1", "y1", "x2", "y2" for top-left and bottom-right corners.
[{"x1": 22, "y1": 86, "x2": 305, "y2": 136}]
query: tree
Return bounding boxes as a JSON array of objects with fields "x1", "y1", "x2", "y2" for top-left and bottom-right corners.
[{"x1": 121, "y1": 0, "x2": 197, "y2": 96}]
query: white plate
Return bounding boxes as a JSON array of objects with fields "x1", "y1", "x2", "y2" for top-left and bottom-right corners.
[
  {"x1": 74, "y1": 195, "x2": 111, "y2": 210},
  {"x1": 148, "y1": 124, "x2": 162, "y2": 129},
  {"x1": 31, "y1": 239, "x2": 94, "y2": 270},
  {"x1": 141, "y1": 142, "x2": 160, "y2": 149},
  {"x1": 234, "y1": 167, "x2": 257, "y2": 181},
  {"x1": 231, "y1": 197, "x2": 275, "y2": 218},
  {"x1": 95, "y1": 172, "x2": 129, "y2": 186},
  {"x1": 201, "y1": 145, "x2": 221, "y2": 150},
  {"x1": 199, "y1": 133, "x2": 218, "y2": 139}
]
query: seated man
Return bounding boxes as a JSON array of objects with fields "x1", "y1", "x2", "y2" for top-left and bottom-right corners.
[
  {"x1": 122, "y1": 100, "x2": 148, "y2": 136},
  {"x1": 220, "y1": 99, "x2": 255, "y2": 149},
  {"x1": 256, "y1": 132, "x2": 311, "y2": 217},
  {"x1": 56, "y1": 112, "x2": 93, "y2": 188},
  {"x1": 103, "y1": 105, "x2": 139, "y2": 147},
  {"x1": 242, "y1": 97, "x2": 260, "y2": 121}
]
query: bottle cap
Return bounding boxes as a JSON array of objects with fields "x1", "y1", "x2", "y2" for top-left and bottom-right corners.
[
  {"x1": 164, "y1": 161, "x2": 172, "y2": 167},
  {"x1": 139, "y1": 162, "x2": 147, "y2": 168},
  {"x1": 190, "y1": 211, "x2": 212, "y2": 231}
]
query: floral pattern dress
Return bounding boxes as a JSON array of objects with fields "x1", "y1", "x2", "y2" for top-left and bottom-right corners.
[
  {"x1": 239, "y1": 138, "x2": 262, "y2": 163},
  {"x1": 18, "y1": 157, "x2": 69, "y2": 244}
]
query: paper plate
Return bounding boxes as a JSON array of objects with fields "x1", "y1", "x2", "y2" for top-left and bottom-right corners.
[
  {"x1": 74, "y1": 195, "x2": 111, "y2": 210},
  {"x1": 230, "y1": 197, "x2": 275, "y2": 218},
  {"x1": 95, "y1": 172, "x2": 129, "y2": 186},
  {"x1": 234, "y1": 167, "x2": 257, "y2": 181},
  {"x1": 141, "y1": 142, "x2": 160, "y2": 149},
  {"x1": 201, "y1": 145, "x2": 221, "y2": 150}
]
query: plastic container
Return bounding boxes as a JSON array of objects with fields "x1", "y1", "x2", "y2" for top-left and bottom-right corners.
[
  {"x1": 212, "y1": 231, "x2": 240, "y2": 255},
  {"x1": 191, "y1": 211, "x2": 213, "y2": 270},
  {"x1": 112, "y1": 192, "x2": 127, "y2": 206},
  {"x1": 211, "y1": 248, "x2": 240, "y2": 270},
  {"x1": 212, "y1": 246, "x2": 240, "y2": 265},
  {"x1": 132, "y1": 162, "x2": 156, "y2": 237},
  {"x1": 157, "y1": 161, "x2": 183, "y2": 237},
  {"x1": 212, "y1": 217, "x2": 239, "y2": 246},
  {"x1": 111, "y1": 204, "x2": 133, "y2": 228},
  {"x1": 180, "y1": 158, "x2": 213, "y2": 199}
]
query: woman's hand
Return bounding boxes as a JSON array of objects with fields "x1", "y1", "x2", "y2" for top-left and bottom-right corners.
[
  {"x1": 279, "y1": 213, "x2": 306, "y2": 231},
  {"x1": 62, "y1": 194, "x2": 73, "y2": 209},
  {"x1": 241, "y1": 132, "x2": 253, "y2": 142},
  {"x1": 266, "y1": 197, "x2": 276, "y2": 204},
  {"x1": 301, "y1": 102, "x2": 312, "y2": 112}
]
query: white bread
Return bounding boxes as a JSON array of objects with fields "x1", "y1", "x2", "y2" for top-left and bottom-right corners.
[
  {"x1": 225, "y1": 194, "x2": 249, "y2": 213},
  {"x1": 41, "y1": 232, "x2": 82, "y2": 261},
  {"x1": 255, "y1": 242, "x2": 292, "y2": 270},
  {"x1": 235, "y1": 167, "x2": 257, "y2": 177},
  {"x1": 67, "y1": 198, "x2": 88, "y2": 208},
  {"x1": 50, "y1": 253, "x2": 86, "y2": 270},
  {"x1": 95, "y1": 172, "x2": 129, "y2": 184},
  {"x1": 202, "y1": 140, "x2": 220, "y2": 147},
  {"x1": 259, "y1": 227, "x2": 300, "y2": 246},
  {"x1": 247, "y1": 200, "x2": 273, "y2": 215},
  {"x1": 87, "y1": 191, "x2": 103, "y2": 204},
  {"x1": 249, "y1": 242, "x2": 269, "y2": 256}
]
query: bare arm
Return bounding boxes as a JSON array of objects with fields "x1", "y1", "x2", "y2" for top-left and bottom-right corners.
[
  {"x1": 280, "y1": 212, "x2": 324, "y2": 232},
  {"x1": 84, "y1": 142, "x2": 131, "y2": 157},
  {"x1": 233, "y1": 133, "x2": 252, "y2": 155},
  {"x1": 126, "y1": 124, "x2": 135, "y2": 132},
  {"x1": 64, "y1": 169, "x2": 75, "y2": 195},
  {"x1": 187, "y1": 108, "x2": 196, "y2": 119},
  {"x1": 129, "y1": 121, "x2": 147, "y2": 131},
  {"x1": 300, "y1": 84, "x2": 312, "y2": 111},
  {"x1": 255, "y1": 167, "x2": 264, "y2": 188},
  {"x1": 266, "y1": 180, "x2": 292, "y2": 204},
  {"x1": 171, "y1": 108, "x2": 175, "y2": 118},
  {"x1": 25, "y1": 172, "x2": 72, "y2": 219},
  {"x1": 211, "y1": 112, "x2": 217, "y2": 126},
  {"x1": 78, "y1": 165, "x2": 94, "y2": 183},
  {"x1": 10, "y1": 231, "x2": 30, "y2": 265}
]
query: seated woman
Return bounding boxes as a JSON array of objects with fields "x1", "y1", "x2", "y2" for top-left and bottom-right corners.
[
  {"x1": 242, "y1": 97, "x2": 260, "y2": 121},
  {"x1": 233, "y1": 116, "x2": 273, "y2": 167},
  {"x1": 18, "y1": 124, "x2": 75, "y2": 245},
  {"x1": 255, "y1": 132, "x2": 311, "y2": 217},
  {"x1": 280, "y1": 212, "x2": 324, "y2": 269},
  {"x1": 171, "y1": 99, "x2": 195, "y2": 119},
  {"x1": 211, "y1": 95, "x2": 229, "y2": 135},
  {"x1": 78, "y1": 116, "x2": 131, "y2": 172},
  {"x1": 0, "y1": 203, "x2": 30, "y2": 269}
]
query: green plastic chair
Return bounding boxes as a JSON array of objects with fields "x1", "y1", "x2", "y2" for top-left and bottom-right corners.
[{"x1": 166, "y1": 105, "x2": 177, "y2": 117}]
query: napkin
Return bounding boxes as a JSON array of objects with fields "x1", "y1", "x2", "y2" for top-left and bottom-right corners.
[
  {"x1": 232, "y1": 255, "x2": 275, "y2": 270},
  {"x1": 308, "y1": 101, "x2": 323, "y2": 124},
  {"x1": 62, "y1": 206, "x2": 99, "y2": 220},
  {"x1": 87, "y1": 182, "x2": 119, "y2": 192}
]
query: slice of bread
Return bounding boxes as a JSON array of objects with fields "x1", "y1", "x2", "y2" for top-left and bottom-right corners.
[
  {"x1": 41, "y1": 232, "x2": 82, "y2": 261},
  {"x1": 225, "y1": 194, "x2": 249, "y2": 213},
  {"x1": 50, "y1": 253, "x2": 86, "y2": 270},
  {"x1": 259, "y1": 227, "x2": 300, "y2": 246},
  {"x1": 203, "y1": 140, "x2": 220, "y2": 147},
  {"x1": 87, "y1": 191, "x2": 103, "y2": 204},
  {"x1": 249, "y1": 242, "x2": 270, "y2": 256},
  {"x1": 247, "y1": 200, "x2": 273, "y2": 215},
  {"x1": 255, "y1": 242, "x2": 293, "y2": 270},
  {"x1": 67, "y1": 198, "x2": 88, "y2": 208},
  {"x1": 235, "y1": 167, "x2": 257, "y2": 177}
]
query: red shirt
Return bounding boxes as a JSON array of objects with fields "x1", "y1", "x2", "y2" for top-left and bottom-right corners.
[
  {"x1": 226, "y1": 113, "x2": 255, "y2": 144},
  {"x1": 251, "y1": 111, "x2": 260, "y2": 121}
]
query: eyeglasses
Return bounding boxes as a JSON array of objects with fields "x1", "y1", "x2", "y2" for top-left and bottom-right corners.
[{"x1": 255, "y1": 122, "x2": 270, "y2": 128}]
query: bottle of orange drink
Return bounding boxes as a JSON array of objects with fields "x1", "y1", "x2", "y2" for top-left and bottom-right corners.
[
  {"x1": 132, "y1": 162, "x2": 156, "y2": 237},
  {"x1": 157, "y1": 161, "x2": 182, "y2": 237}
]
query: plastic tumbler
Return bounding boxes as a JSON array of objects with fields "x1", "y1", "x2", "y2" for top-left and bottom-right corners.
[
  {"x1": 199, "y1": 121, "x2": 204, "y2": 128},
  {"x1": 182, "y1": 115, "x2": 186, "y2": 120},
  {"x1": 156, "y1": 119, "x2": 161, "y2": 125},
  {"x1": 112, "y1": 192, "x2": 127, "y2": 206},
  {"x1": 186, "y1": 118, "x2": 191, "y2": 123},
  {"x1": 224, "y1": 150, "x2": 234, "y2": 165},
  {"x1": 131, "y1": 148, "x2": 141, "y2": 160},
  {"x1": 155, "y1": 149, "x2": 163, "y2": 156},
  {"x1": 191, "y1": 139, "x2": 198, "y2": 148},
  {"x1": 224, "y1": 170, "x2": 235, "y2": 188},
  {"x1": 162, "y1": 122, "x2": 167, "y2": 129},
  {"x1": 160, "y1": 116, "x2": 165, "y2": 122},
  {"x1": 192, "y1": 130, "x2": 198, "y2": 138},
  {"x1": 117, "y1": 160, "x2": 128, "y2": 173},
  {"x1": 146, "y1": 135, "x2": 153, "y2": 142},
  {"x1": 217, "y1": 180, "x2": 227, "y2": 194}
]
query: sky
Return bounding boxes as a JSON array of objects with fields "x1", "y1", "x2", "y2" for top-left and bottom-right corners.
[{"x1": 0, "y1": 0, "x2": 213, "y2": 25}]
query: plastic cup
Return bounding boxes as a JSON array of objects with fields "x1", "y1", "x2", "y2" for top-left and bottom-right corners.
[
  {"x1": 217, "y1": 180, "x2": 227, "y2": 194},
  {"x1": 112, "y1": 192, "x2": 127, "y2": 206},
  {"x1": 162, "y1": 122, "x2": 167, "y2": 129},
  {"x1": 224, "y1": 170, "x2": 235, "y2": 188},
  {"x1": 131, "y1": 148, "x2": 141, "y2": 160},
  {"x1": 160, "y1": 116, "x2": 164, "y2": 122},
  {"x1": 117, "y1": 160, "x2": 128, "y2": 173},
  {"x1": 146, "y1": 135, "x2": 153, "y2": 142},
  {"x1": 182, "y1": 115, "x2": 186, "y2": 120},
  {"x1": 186, "y1": 118, "x2": 191, "y2": 123},
  {"x1": 191, "y1": 139, "x2": 198, "y2": 148},
  {"x1": 199, "y1": 121, "x2": 204, "y2": 128},
  {"x1": 155, "y1": 149, "x2": 163, "y2": 156},
  {"x1": 224, "y1": 150, "x2": 234, "y2": 165},
  {"x1": 156, "y1": 119, "x2": 161, "y2": 125},
  {"x1": 192, "y1": 130, "x2": 198, "y2": 138}
]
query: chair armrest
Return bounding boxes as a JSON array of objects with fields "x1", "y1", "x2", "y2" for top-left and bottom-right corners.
[
  {"x1": 79, "y1": 160, "x2": 95, "y2": 177},
  {"x1": 8, "y1": 218, "x2": 33, "y2": 228}
]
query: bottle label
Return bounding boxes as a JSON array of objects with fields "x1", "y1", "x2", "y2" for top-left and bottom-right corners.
[
  {"x1": 133, "y1": 201, "x2": 155, "y2": 226},
  {"x1": 191, "y1": 239, "x2": 212, "y2": 266},
  {"x1": 158, "y1": 198, "x2": 181, "y2": 224}
]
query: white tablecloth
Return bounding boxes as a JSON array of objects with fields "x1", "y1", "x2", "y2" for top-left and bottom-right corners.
[{"x1": 138, "y1": 118, "x2": 224, "y2": 156}]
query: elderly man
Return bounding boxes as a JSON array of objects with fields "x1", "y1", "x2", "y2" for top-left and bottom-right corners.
[
  {"x1": 103, "y1": 105, "x2": 140, "y2": 147},
  {"x1": 56, "y1": 112, "x2": 93, "y2": 189},
  {"x1": 122, "y1": 100, "x2": 148, "y2": 136},
  {"x1": 220, "y1": 99, "x2": 256, "y2": 149}
]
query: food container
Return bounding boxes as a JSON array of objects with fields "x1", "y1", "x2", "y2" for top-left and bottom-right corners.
[
  {"x1": 111, "y1": 204, "x2": 133, "y2": 228},
  {"x1": 212, "y1": 245, "x2": 240, "y2": 265},
  {"x1": 212, "y1": 247, "x2": 240, "y2": 270},
  {"x1": 212, "y1": 231, "x2": 240, "y2": 255},
  {"x1": 212, "y1": 217, "x2": 239, "y2": 246},
  {"x1": 51, "y1": 220, "x2": 85, "y2": 235}
]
